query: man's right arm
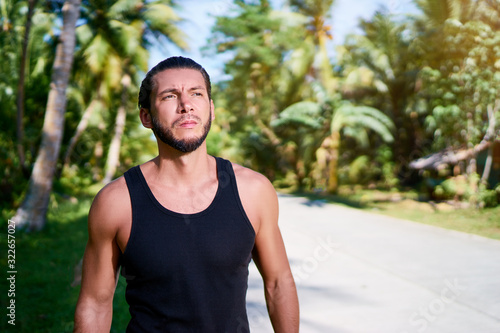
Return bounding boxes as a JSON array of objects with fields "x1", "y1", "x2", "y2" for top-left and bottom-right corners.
[{"x1": 74, "y1": 179, "x2": 127, "y2": 332}]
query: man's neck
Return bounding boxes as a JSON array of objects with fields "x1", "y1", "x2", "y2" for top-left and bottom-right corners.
[{"x1": 151, "y1": 144, "x2": 215, "y2": 188}]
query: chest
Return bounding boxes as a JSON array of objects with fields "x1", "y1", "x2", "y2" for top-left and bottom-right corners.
[
  {"x1": 120, "y1": 204, "x2": 255, "y2": 280},
  {"x1": 149, "y1": 182, "x2": 219, "y2": 215}
]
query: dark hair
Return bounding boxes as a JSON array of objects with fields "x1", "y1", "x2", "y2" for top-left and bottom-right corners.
[{"x1": 138, "y1": 56, "x2": 211, "y2": 110}]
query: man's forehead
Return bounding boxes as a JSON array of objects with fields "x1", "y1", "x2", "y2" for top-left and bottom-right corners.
[{"x1": 153, "y1": 68, "x2": 206, "y2": 90}]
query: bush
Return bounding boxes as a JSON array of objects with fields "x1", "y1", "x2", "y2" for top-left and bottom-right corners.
[
  {"x1": 432, "y1": 174, "x2": 499, "y2": 208},
  {"x1": 477, "y1": 188, "x2": 498, "y2": 207},
  {"x1": 347, "y1": 155, "x2": 371, "y2": 184},
  {"x1": 433, "y1": 175, "x2": 469, "y2": 200}
]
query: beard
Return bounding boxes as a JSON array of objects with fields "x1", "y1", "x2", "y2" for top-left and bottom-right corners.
[{"x1": 151, "y1": 111, "x2": 212, "y2": 153}]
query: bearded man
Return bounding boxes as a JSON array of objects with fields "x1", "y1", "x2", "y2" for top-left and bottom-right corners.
[{"x1": 74, "y1": 56, "x2": 299, "y2": 332}]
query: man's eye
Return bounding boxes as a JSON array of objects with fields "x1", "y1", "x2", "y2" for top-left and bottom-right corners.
[
  {"x1": 193, "y1": 92, "x2": 203, "y2": 96},
  {"x1": 163, "y1": 95, "x2": 175, "y2": 100}
]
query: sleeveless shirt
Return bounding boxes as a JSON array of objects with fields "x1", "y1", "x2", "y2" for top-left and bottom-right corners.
[{"x1": 121, "y1": 157, "x2": 256, "y2": 333}]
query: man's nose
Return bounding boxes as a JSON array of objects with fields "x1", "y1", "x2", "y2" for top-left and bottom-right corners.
[{"x1": 178, "y1": 93, "x2": 194, "y2": 113}]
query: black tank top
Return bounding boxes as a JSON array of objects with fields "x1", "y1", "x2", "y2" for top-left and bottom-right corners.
[{"x1": 121, "y1": 157, "x2": 256, "y2": 332}]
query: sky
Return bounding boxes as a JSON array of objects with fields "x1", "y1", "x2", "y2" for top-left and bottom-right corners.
[{"x1": 149, "y1": 0, "x2": 420, "y2": 82}]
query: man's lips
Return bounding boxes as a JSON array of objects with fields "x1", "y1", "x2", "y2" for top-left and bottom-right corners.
[
  {"x1": 179, "y1": 121, "x2": 197, "y2": 128},
  {"x1": 174, "y1": 117, "x2": 200, "y2": 128}
]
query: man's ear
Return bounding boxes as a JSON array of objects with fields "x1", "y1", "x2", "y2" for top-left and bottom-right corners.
[
  {"x1": 140, "y1": 108, "x2": 153, "y2": 129},
  {"x1": 210, "y1": 100, "x2": 215, "y2": 121}
]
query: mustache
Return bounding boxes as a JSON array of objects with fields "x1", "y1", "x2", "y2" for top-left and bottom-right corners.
[{"x1": 172, "y1": 115, "x2": 202, "y2": 127}]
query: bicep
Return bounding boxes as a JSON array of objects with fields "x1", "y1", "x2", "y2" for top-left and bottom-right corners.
[
  {"x1": 79, "y1": 238, "x2": 120, "y2": 303},
  {"x1": 251, "y1": 182, "x2": 291, "y2": 283},
  {"x1": 78, "y1": 196, "x2": 121, "y2": 305},
  {"x1": 234, "y1": 165, "x2": 292, "y2": 282},
  {"x1": 253, "y1": 225, "x2": 291, "y2": 283}
]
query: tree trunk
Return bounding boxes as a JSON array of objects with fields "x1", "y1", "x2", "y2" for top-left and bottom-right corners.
[
  {"x1": 16, "y1": 0, "x2": 38, "y2": 174},
  {"x1": 102, "y1": 74, "x2": 130, "y2": 184},
  {"x1": 327, "y1": 131, "x2": 340, "y2": 194},
  {"x1": 92, "y1": 123, "x2": 106, "y2": 182},
  {"x1": 481, "y1": 145, "x2": 494, "y2": 184},
  {"x1": 62, "y1": 98, "x2": 99, "y2": 169},
  {"x1": 481, "y1": 101, "x2": 498, "y2": 184},
  {"x1": 12, "y1": 0, "x2": 81, "y2": 231},
  {"x1": 317, "y1": 32, "x2": 335, "y2": 95}
]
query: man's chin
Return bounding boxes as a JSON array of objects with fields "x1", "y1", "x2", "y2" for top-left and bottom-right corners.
[
  {"x1": 152, "y1": 116, "x2": 211, "y2": 154},
  {"x1": 158, "y1": 136, "x2": 206, "y2": 153}
]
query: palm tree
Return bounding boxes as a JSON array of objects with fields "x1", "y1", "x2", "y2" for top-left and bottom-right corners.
[
  {"x1": 415, "y1": 0, "x2": 479, "y2": 29},
  {"x1": 339, "y1": 11, "x2": 421, "y2": 179},
  {"x1": 63, "y1": 0, "x2": 187, "y2": 179},
  {"x1": 13, "y1": 0, "x2": 81, "y2": 230},
  {"x1": 325, "y1": 102, "x2": 395, "y2": 193},
  {"x1": 288, "y1": 0, "x2": 337, "y2": 94},
  {"x1": 271, "y1": 99, "x2": 329, "y2": 189},
  {"x1": 102, "y1": 72, "x2": 131, "y2": 183},
  {"x1": 209, "y1": 1, "x2": 305, "y2": 173},
  {"x1": 101, "y1": 0, "x2": 188, "y2": 183},
  {"x1": 273, "y1": 83, "x2": 395, "y2": 193},
  {"x1": 413, "y1": 0, "x2": 480, "y2": 69},
  {"x1": 2, "y1": 0, "x2": 51, "y2": 173},
  {"x1": 16, "y1": 0, "x2": 38, "y2": 173}
]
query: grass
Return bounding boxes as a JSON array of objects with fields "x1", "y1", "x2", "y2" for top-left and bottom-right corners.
[
  {"x1": 366, "y1": 199, "x2": 500, "y2": 240},
  {"x1": 0, "y1": 187, "x2": 498, "y2": 332},
  {"x1": 0, "y1": 195, "x2": 130, "y2": 333}
]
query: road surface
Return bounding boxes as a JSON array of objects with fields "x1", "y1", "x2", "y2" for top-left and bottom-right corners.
[{"x1": 246, "y1": 194, "x2": 500, "y2": 333}]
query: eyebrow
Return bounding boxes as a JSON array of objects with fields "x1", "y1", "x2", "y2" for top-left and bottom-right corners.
[{"x1": 158, "y1": 86, "x2": 206, "y2": 96}]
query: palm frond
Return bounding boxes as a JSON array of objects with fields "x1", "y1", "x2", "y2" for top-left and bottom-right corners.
[
  {"x1": 337, "y1": 104, "x2": 394, "y2": 128},
  {"x1": 416, "y1": 0, "x2": 454, "y2": 28},
  {"x1": 349, "y1": 105, "x2": 395, "y2": 130},
  {"x1": 76, "y1": 23, "x2": 93, "y2": 46},
  {"x1": 143, "y1": 2, "x2": 188, "y2": 50},
  {"x1": 83, "y1": 34, "x2": 110, "y2": 73},
  {"x1": 109, "y1": 19, "x2": 142, "y2": 57},
  {"x1": 343, "y1": 126, "x2": 369, "y2": 147},
  {"x1": 109, "y1": 0, "x2": 142, "y2": 18},
  {"x1": 104, "y1": 53, "x2": 123, "y2": 90},
  {"x1": 272, "y1": 101, "x2": 324, "y2": 129},
  {"x1": 332, "y1": 104, "x2": 394, "y2": 142},
  {"x1": 340, "y1": 114, "x2": 394, "y2": 143}
]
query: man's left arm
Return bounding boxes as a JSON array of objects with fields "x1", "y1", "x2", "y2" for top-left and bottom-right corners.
[{"x1": 249, "y1": 175, "x2": 299, "y2": 332}]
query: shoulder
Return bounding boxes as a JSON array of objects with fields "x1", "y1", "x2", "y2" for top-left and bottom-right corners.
[
  {"x1": 88, "y1": 175, "x2": 131, "y2": 238},
  {"x1": 231, "y1": 162, "x2": 279, "y2": 233},
  {"x1": 91, "y1": 176, "x2": 129, "y2": 213},
  {"x1": 231, "y1": 162, "x2": 276, "y2": 199}
]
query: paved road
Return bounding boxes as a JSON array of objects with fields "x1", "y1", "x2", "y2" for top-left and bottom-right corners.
[{"x1": 245, "y1": 194, "x2": 500, "y2": 333}]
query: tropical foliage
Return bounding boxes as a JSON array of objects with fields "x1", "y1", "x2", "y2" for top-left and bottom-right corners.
[
  {"x1": 2, "y1": 0, "x2": 186, "y2": 230},
  {"x1": 2, "y1": 0, "x2": 500, "y2": 230}
]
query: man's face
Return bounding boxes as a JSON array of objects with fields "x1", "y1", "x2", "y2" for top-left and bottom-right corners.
[{"x1": 149, "y1": 68, "x2": 214, "y2": 153}]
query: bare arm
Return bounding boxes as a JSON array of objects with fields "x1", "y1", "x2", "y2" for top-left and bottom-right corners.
[
  {"x1": 236, "y1": 167, "x2": 299, "y2": 332},
  {"x1": 74, "y1": 180, "x2": 126, "y2": 332}
]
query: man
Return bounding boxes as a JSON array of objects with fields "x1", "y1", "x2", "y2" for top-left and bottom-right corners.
[{"x1": 74, "y1": 56, "x2": 299, "y2": 332}]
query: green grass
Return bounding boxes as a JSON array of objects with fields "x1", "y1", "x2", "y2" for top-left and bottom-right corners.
[
  {"x1": 1, "y1": 188, "x2": 498, "y2": 332},
  {"x1": 0, "y1": 196, "x2": 130, "y2": 333},
  {"x1": 365, "y1": 199, "x2": 500, "y2": 240}
]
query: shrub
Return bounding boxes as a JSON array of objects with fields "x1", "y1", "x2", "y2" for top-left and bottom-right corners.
[{"x1": 433, "y1": 174, "x2": 499, "y2": 208}]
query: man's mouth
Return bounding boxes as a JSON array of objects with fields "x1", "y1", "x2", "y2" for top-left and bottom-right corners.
[{"x1": 175, "y1": 117, "x2": 200, "y2": 128}]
